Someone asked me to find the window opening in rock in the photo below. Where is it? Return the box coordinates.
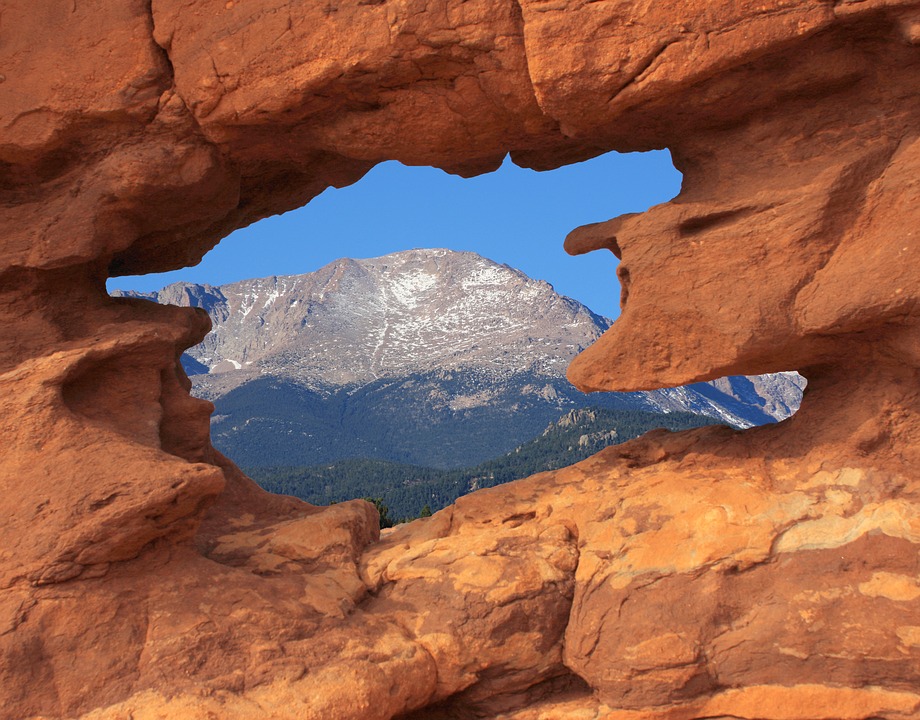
[108,151,803,523]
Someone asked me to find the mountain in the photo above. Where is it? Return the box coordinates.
[129,249,610,395]
[112,249,804,468]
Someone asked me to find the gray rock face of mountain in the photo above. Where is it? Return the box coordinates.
[119,248,611,389]
[693,374,806,424]
[113,249,804,466]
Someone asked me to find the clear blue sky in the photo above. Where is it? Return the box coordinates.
[110,150,680,319]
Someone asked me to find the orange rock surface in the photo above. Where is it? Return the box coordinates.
[2,1,919,718]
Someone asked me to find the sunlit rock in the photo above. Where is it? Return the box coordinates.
[1,0,919,718]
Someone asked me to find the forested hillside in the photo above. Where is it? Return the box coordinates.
[247,407,719,520]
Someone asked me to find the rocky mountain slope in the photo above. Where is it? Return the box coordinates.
[121,248,611,390]
[115,249,804,467]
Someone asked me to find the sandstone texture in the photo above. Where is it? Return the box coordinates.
[2,1,919,719]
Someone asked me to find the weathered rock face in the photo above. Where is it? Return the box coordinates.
[1,1,919,719]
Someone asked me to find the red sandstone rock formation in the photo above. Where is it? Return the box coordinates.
[1,1,919,718]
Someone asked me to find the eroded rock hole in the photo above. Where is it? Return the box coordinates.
[109,152,802,523]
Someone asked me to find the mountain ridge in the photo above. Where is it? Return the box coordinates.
[118,249,609,393]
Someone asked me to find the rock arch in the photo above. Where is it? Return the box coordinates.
[1,1,919,717]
